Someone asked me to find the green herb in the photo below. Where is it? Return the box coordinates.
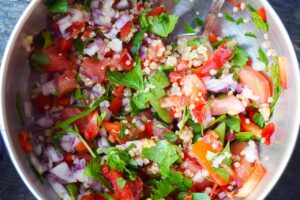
[236,17,244,25]
[192,193,210,200]
[152,180,176,199]
[253,113,265,128]
[184,23,196,34]
[74,38,84,54]
[107,59,144,91]
[53,96,105,130]
[163,132,178,143]
[29,161,45,183]
[47,0,69,13]
[31,52,49,65]
[270,60,282,113]
[150,98,172,123]
[101,147,138,181]
[42,31,53,48]
[84,158,111,189]
[245,32,257,38]
[224,12,235,22]
[195,17,204,26]
[74,88,83,100]
[214,122,226,145]
[143,140,181,169]
[232,47,248,68]
[224,115,241,132]
[160,169,193,192]
[187,37,208,47]
[131,30,146,57]
[221,142,232,166]
[97,111,106,126]
[187,119,204,143]
[247,4,269,32]
[212,167,230,182]
[83,0,91,12]
[16,92,25,126]
[119,123,127,138]
[160,65,175,72]
[235,132,255,142]
[97,194,114,200]
[178,106,191,135]
[116,177,127,189]
[211,36,232,48]
[150,13,179,37]
[140,10,151,29]
[258,47,269,68]
[206,151,218,161]
[66,183,78,200]
[206,115,226,128]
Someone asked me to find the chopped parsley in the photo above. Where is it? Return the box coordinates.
[258,47,269,69]
[224,12,235,22]
[245,32,257,38]
[184,23,196,34]
[41,31,53,48]
[195,17,204,26]
[235,132,255,142]
[253,113,265,128]
[150,13,179,37]
[131,30,146,57]
[46,0,69,13]
[66,183,78,200]
[116,177,127,189]
[31,52,49,65]
[247,4,269,32]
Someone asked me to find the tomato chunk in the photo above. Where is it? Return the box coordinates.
[278,56,288,89]
[57,70,77,97]
[33,94,52,112]
[210,95,245,116]
[41,47,74,72]
[261,123,275,145]
[147,6,165,16]
[197,46,233,77]
[240,116,262,138]
[257,7,267,23]
[19,131,32,152]
[238,66,272,104]
[120,22,132,39]
[58,38,73,52]
[81,57,109,83]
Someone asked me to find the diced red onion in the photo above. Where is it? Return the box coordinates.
[90,0,100,9]
[24,101,33,119]
[227,133,235,141]
[104,28,118,39]
[30,153,47,174]
[50,162,77,183]
[36,116,54,128]
[41,80,57,96]
[48,177,71,200]
[39,73,48,84]
[33,143,42,156]
[99,128,107,137]
[45,146,63,163]
[139,46,148,60]
[116,0,130,10]
[70,8,84,23]
[84,42,99,56]
[236,83,244,94]
[203,74,237,93]
[107,38,123,53]
[115,14,131,30]
[218,192,227,199]
[60,133,76,153]
[103,0,115,17]
[72,158,87,171]
[92,83,106,100]
[57,15,72,39]
[73,169,87,182]
[72,137,81,149]
[91,182,102,192]
[97,136,110,149]
[193,171,204,183]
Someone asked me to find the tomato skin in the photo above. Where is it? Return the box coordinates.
[120,49,134,71]
[209,32,218,43]
[257,7,267,23]
[196,46,233,77]
[177,60,189,71]
[147,6,165,16]
[120,22,132,39]
[74,141,88,153]
[240,115,262,138]
[58,38,73,52]
[191,101,207,124]
[168,71,182,83]
[81,194,95,200]
[238,66,272,104]
[109,97,123,114]
[19,131,32,152]
[94,194,107,200]
[261,123,275,145]
[81,57,109,83]
[34,94,52,112]
[113,86,125,98]
[64,152,73,166]
[54,96,71,107]
[41,47,74,72]
[278,56,288,89]
[144,121,154,136]
[57,70,77,97]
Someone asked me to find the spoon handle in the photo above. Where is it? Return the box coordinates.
[201,0,225,38]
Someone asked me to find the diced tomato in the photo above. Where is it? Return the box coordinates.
[147,6,165,16]
[109,97,123,114]
[209,32,218,43]
[64,152,73,166]
[57,70,77,97]
[177,60,189,71]
[102,121,122,133]
[278,56,288,89]
[246,57,252,66]
[70,22,86,37]
[210,95,244,116]
[240,116,262,138]
[261,123,275,145]
[41,47,74,72]
[257,7,267,23]
[110,49,134,71]
[33,94,52,112]
[113,85,125,98]
[58,38,73,52]
[81,194,95,200]
[19,131,32,152]
[120,22,132,39]
[192,101,207,124]
[144,121,154,136]
[226,0,236,2]
[168,71,182,83]
[55,96,71,107]
[238,66,272,104]
[196,46,233,77]
[235,161,266,197]
[161,95,186,108]
[77,152,92,162]
[182,74,207,100]
[83,30,92,38]
[94,194,107,200]
[191,132,228,186]
[74,141,88,153]
[81,57,109,83]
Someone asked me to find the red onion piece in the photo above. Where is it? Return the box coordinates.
[45,146,63,163]
[107,38,123,53]
[36,116,54,128]
[115,14,131,30]
[24,101,33,119]
[60,133,76,153]
[41,80,57,96]
[30,153,47,174]
[57,15,72,39]
[90,0,100,9]
[116,0,130,10]
[97,136,110,149]
[203,74,237,93]
[50,162,77,183]
[48,178,71,200]
[139,46,148,60]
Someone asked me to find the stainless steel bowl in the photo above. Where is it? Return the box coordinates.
[1,0,299,199]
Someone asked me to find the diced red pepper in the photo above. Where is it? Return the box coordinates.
[19,131,32,152]
[147,6,165,16]
[120,49,134,71]
[278,56,288,89]
[261,123,275,145]
[144,121,154,136]
[168,71,182,83]
[120,22,132,39]
[257,7,267,23]
[209,32,218,43]
[58,38,73,52]
[64,152,73,166]
[109,97,123,114]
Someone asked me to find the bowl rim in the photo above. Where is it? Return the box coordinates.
[0,0,299,200]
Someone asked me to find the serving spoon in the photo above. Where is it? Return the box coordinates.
[161,0,226,44]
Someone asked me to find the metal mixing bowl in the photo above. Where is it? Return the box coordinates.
[1,0,299,199]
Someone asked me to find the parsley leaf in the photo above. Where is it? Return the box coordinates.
[235,132,255,142]
[101,147,138,181]
[31,52,49,65]
[270,60,282,113]
[74,88,83,100]
[195,17,204,26]
[163,132,178,143]
[150,13,179,37]
[212,167,230,182]
[186,119,204,140]
[116,177,127,189]
[47,0,69,13]
[245,32,257,38]
[247,4,269,32]
[150,98,172,123]
[192,193,210,200]
[258,47,269,67]
[140,10,151,29]
[142,140,181,169]
[184,23,196,34]
[232,47,249,68]
[224,115,241,132]
[131,30,146,57]
[66,183,78,200]
[161,169,193,192]
[236,17,244,25]
[41,31,53,48]
[178,106,191,135]
[253,113,265,128]
[214,122,226,145]
[84,159,111,189]
[74,38,84,54]
[152,180,176,199]
[206,115,226,128]
[224,12,235,22]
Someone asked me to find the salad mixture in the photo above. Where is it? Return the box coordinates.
[19,0,288,199]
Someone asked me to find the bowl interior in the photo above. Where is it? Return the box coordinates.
[1,0,299,199]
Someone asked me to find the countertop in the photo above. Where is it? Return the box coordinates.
[0,0,300,199]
